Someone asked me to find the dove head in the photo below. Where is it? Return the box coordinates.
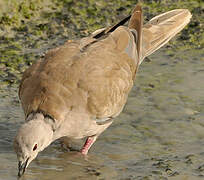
[14,113,53,177]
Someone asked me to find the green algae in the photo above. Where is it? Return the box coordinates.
[0,0,203,87]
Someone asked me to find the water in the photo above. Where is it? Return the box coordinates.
[0,49,204,180]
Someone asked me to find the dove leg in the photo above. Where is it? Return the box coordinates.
[80,121,113,155]
[80,135,97,155]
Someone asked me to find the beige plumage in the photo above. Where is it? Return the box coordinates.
[14,4,191,177]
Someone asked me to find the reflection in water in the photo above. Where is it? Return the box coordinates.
[0,50,204,179]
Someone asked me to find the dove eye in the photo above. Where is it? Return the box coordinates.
[33,144,37,151]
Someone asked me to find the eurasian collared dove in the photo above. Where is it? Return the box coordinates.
[13,4,191,177]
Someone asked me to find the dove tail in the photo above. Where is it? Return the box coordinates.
[128,4,143,61]
[142,9,192,60]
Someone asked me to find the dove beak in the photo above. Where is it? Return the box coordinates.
[18,158,29,177]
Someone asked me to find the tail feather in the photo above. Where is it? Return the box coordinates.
[128,4,143,61]
[141,9,192,60]
[91,4,191,66]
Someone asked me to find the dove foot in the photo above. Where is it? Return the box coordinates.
[59,137,79,152]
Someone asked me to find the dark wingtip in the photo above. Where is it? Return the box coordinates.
[93,15,131,39]
[93,3,142,39]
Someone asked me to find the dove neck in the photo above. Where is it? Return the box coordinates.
[23,113,54,151]
[26,112,57,131]
[25,112,54,137]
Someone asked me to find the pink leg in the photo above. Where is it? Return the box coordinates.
[80,136,97,155]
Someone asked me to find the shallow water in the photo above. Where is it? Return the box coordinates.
[0,48,203,180]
